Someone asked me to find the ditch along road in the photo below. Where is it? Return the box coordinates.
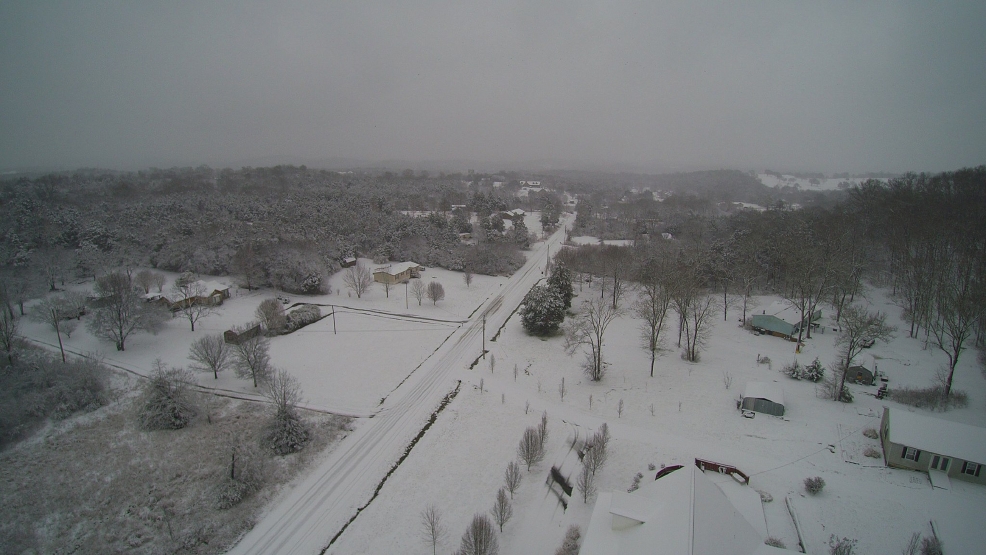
[228,219,571,555]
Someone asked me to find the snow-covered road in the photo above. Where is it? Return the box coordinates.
[227,220,571,555]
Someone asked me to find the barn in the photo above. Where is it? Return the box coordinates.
[740,382,785,417]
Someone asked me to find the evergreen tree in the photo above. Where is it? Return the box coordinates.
[520,285,565,336]
[547,262,574,309]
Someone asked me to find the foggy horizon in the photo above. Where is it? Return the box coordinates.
[3,1,985,175]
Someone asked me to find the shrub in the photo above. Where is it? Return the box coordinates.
[863,447,881,458]
[554,525,581,555]
[784,357,824,382]
[862,427,878,439]
[828,535,857,555]
[757,490,773,503]
[887,386,968,411]
[284,304,321,333]
[804,476,826,495]
[920,536,942,555]
[765,537,786,548]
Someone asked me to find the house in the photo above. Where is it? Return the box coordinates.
[847,365,875,386]
[500,208,526,221]
[372,261,424,285]
[341,256,357,268]
[224,324,261,345]
[740,382,785,417]
[200,281,231,306]
[751,302,821,341]
[880,407,986,488]
[580,463,798,555]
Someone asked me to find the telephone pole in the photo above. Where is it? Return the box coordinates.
[331,305,337,334]
[482,316,486,358]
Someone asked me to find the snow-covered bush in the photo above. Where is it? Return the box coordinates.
[783,357,824,382]
[887,385,968,411]
[828,535,857,555]
[554,525,581,555]
[804,476,826,495]
[263,369,311,455]
[862,427,878,439]
[758,490,773,503]
[284,304,321,333]
[137,363,197,430]
[863,447,881,458]
[765,537,786,548]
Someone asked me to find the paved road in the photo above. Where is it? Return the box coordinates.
[227,220,570,555]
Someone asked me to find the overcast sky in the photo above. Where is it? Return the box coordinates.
[2,1,984,174]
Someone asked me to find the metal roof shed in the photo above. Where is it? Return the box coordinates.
[741,382,785,417]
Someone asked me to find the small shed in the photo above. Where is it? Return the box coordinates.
[341,256,357,268]
[373,261,424,285]
[740,382,785,417]
[848,365,875,386]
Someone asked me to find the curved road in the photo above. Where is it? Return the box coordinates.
[228,219,570,555]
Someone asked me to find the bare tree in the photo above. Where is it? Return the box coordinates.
[538,410,549,449]
[427,281,445,305]
[232,334,272,387]
[87,271,168,351]
[343,261,373,298]
[420,505,448,555]
[565,296,623,381]
[171,278,216,332]
[518,426,545,471]
[233,243,266,291]
[833,305,896,401]
[464,271,474,288]
[135,269,155,294]
[456,514,499,555]
[634,254,674,377]
[576,462,596,503]
[504,461,522,498]
[263,368,310,454]
[255,298,287,335]
[188,333,231,379]
[151,272,166,293]
[928,259,985,398]
[410,278,426,306]
[681,294,718,362]
[490,488,513,532]
[0,307,18,365]
[31,295,74,362]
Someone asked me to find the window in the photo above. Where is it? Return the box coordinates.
[931,455,950,471]
[902,447,920,461]
[962,462,982,477]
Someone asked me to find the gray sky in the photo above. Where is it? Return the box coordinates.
[2,1,984,174]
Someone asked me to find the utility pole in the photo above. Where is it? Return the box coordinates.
[331,305,337,335]
[482,316,486,358]
[405,281,408,309]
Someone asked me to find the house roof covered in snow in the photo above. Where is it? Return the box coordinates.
[580,464,798,555]
[373,261,423,276]
[743,382,784,406]
[884,408,986,464]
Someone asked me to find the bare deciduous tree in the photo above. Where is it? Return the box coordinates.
[232,334,272,387]
[343,261,373,298]
[490,488,512,532]
[0,307,18,365]
[171,278,216,332]
[565,296,623,381]
[833,305,896,401]
[87,271,168,351]
[504,461,522,499]
[135,269,155,294]
[188,333,231,379]
[420,505,448,555]
[410,278,426,306]
[576,462,595,503]
[255,298,287,335]
[634,254,674,377]
[928,259,985,398]
[31,295,74,362]
[427,281,445,305]
[518,426,545,471]
[456,514,499,555]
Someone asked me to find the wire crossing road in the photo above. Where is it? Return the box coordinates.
[228,219,570,555]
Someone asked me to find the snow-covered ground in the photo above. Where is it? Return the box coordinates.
[570,236,635,247]
[17,222,986,554]
[757,173,889,192]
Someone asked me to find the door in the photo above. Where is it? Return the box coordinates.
[930,455,950,472]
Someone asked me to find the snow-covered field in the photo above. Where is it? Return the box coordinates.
[17,223,986,554]
[757,173,889,192]
[331,285,986,555]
